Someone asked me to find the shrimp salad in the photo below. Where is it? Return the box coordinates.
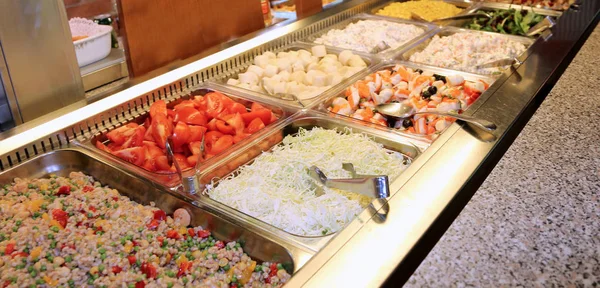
[313,20,425,54]
[328,64,489,138]
[0,172,289,287]
[409,32,527,75]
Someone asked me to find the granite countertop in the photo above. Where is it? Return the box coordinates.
[405,26,600,287]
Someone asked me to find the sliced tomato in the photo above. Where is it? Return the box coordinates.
[251,102,268,111]
[151,114,173,149]
[172,122,191,149]
[233,133,250,144]
[205,92,230,119]
[155,156,170,171]
[172,153,191,170]
[174,107,208,126]
[107,143,122,151]
[121,125,146,149]
[246,117,265,134]
[189,141,202,155]
[114,147,146,166]
[205,131,224,145]
[143,123,154,141]
[206,118,218,131]
[210,135,233,155]
[192,95,207,110]
[173,100,196,111]
[188,125,207,142]
[240,109,272,126]
[95,141,112,153]
[226,113,245,134]
[215,120,235,135]
[150,100,167,118]
[141,160,156,172]
[229,102,248,114]
[106,123,138,145]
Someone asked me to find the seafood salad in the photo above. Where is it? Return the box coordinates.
[0,172,289,287]
[408,32,528,75]
[328,64,490,138]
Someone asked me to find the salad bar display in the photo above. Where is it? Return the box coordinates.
[0,0,597,287]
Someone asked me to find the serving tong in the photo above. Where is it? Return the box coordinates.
[164,134,205,194]
[369,41,391,54]
[262,80,305,107]
[308,163,390,199]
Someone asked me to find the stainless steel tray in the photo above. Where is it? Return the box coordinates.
[398,26,535,76]
[301,13,437,60]
[370,0,477,23]
[214,42,380,108]
[81,83,293,191]
[449,3,561,38]
[193,113,424,252]
[0,148,314,273]
[315,60,496,143]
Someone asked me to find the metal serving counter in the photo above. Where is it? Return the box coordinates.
[0,0,598,286]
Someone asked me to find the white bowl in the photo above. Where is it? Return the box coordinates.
[72,24,113,67]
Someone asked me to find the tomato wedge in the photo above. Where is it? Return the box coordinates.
[95,141,112,153]
[210,135,233,155]
[151,114,173,149]
[114,147,146,166]
[240,109,272,126]
[173,100,195,111]
[246,117,265,134]
[188,125,207,142]
[149,100,167,118]
[121,125,146,149]
[205,92,227,119]
[155,156,170,171]
[172,122,191,150]
[215,120,235,135]
[226,113,245,134]
[174,107,207,126]
[229,102,248,114]
[206,118,218,132]
[172,153,191,170]
[106,123,138,145]
[251,102,268,111]
[193,96,206,110]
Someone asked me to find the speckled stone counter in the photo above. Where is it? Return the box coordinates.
[405,26,600,287]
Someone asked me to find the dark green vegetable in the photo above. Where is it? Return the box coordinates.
[464,9,545,36]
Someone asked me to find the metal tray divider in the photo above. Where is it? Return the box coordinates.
[298,13,439,60]
[0,0,389,172]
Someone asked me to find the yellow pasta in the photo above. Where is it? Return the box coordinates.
[376,0,463,22]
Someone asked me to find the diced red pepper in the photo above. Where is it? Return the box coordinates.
[82,186,94,193]
[135,281,146,288]
[140,262,157,279]
[88,205,97,212]
[3,280,11,288]
[177,261,192,277]
[187,229,195,237]
[166,230,180,240]
[157,236,164,244]
[146,219,159,230]
[112,266,123,274]
[112,196,119,201]
[56,185,71,196]
[230,284,239,288]
[11,252,28,259]
[215,241,225,249]
[269,263,278,277]
[51,209,69,228]
[127,255,137,265]
[5,243,15,255]
[153,210,166,221]
[196,230,210,239]
[60,244,75,251]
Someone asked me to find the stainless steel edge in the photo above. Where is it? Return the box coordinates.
[370,0,479,22]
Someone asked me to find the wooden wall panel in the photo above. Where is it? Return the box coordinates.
[117,0,265,77]
[296,0,323,19]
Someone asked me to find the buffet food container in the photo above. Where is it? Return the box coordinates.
[0,148,311,273]
[215,42,380,108]
[398,26,535,76]
[301,13,438,60]
[193,113,423,252]
[315,61,496,143]
[81,84,292,190]
[370,0,478,24]
[476,0,575,11]
[449,2,562,37]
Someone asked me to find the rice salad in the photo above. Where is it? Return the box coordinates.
[0,172,289,287]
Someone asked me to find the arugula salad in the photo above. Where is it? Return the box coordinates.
[463,9,546,36]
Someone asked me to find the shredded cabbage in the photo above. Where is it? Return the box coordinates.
[206,127,409,236]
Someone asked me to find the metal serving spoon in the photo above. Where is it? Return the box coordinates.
[475,57,523,69]
[369,41,391,54]
[261,80,305,107]
[525,16,556,37]
[376,102,497,131]
[410,12,491,23]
